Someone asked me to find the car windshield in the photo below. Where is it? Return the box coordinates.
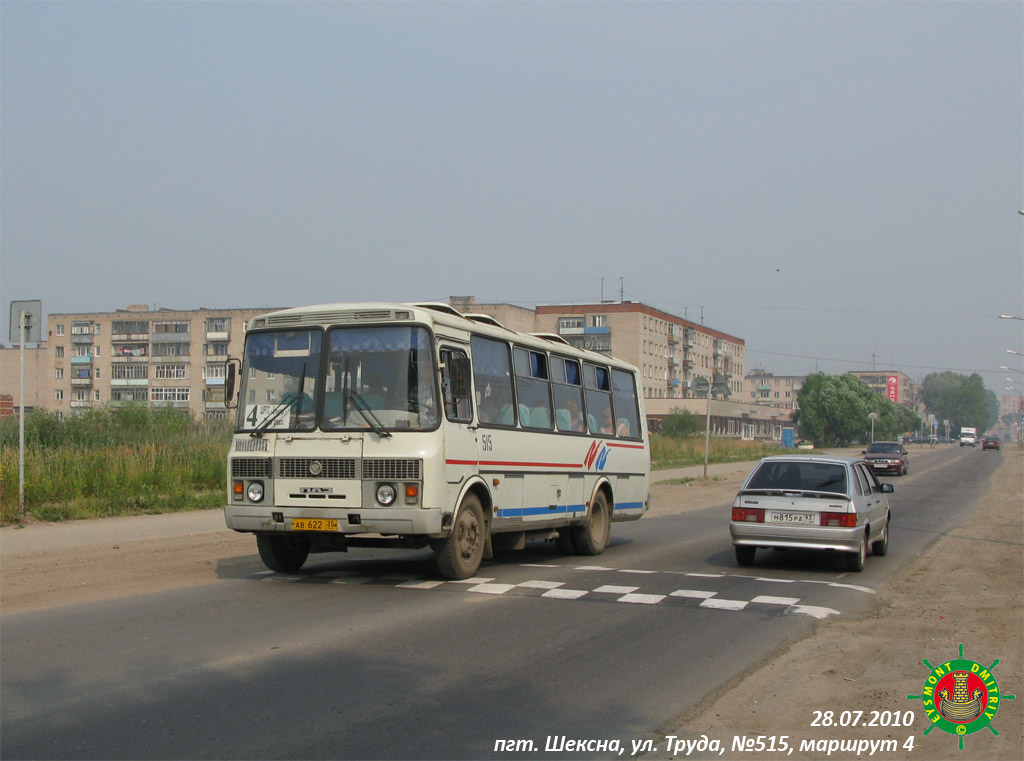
[867,443,901,453]
[746,461,848,494]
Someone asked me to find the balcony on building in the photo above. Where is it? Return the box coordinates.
[151,331,191,343]
[70,355,93,366]
[70,333,94,345]
[112,344,149,362]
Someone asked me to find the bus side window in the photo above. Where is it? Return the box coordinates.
[584,363,614,435]
[470,336,516,427]
[440,348,472,423]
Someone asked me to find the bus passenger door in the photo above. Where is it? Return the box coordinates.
[440,346,479,492]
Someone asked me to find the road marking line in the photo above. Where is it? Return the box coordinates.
[542,588,590,599]
[700,598,748,610]
[469,583,517,595]
[618,593,666,605]
[396,580,445,589]
[516,580,565,589]
[593,585,640,594]
[669,589,718,599]
[750,595,801,606]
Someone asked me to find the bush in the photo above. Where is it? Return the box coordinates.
[0,405,231,524]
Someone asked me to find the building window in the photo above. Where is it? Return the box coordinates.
[153,321,190,334]
[113,365,148,379]
[112,320,149,335]
[592,314,608,328]
[55,346,64,358]
[155,365,187,379]
[205,318,228,333]
[151,387,190,402]
[204,363,226,380]
[56,324,65,336]
[558,317,583,330]
[55,389,64,401]
[55,368,64,380]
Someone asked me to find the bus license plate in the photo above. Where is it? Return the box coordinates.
[767,511,817,525]
[291,518,338,532]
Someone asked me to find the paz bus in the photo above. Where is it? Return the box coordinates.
[224,302,650,580]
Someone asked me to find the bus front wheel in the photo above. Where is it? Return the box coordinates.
[256,533,311,573]
[434,494,486,580]
[572,491,610,556]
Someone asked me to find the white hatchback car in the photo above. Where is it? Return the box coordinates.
[729,455,892,572]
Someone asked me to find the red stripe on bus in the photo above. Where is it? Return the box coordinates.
[446,459,584,469]
[607,442,646,450]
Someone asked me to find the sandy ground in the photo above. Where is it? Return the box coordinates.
[1,452,1020,760]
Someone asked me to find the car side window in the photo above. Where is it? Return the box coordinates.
[857,463,881,494]
[852,465,869,496]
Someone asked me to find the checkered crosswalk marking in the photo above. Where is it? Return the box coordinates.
[259,562,869,618]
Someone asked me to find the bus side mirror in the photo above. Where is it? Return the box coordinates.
[449,356,471,398]
[225,358,241,409]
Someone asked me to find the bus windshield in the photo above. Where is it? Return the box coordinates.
[237,329,322,433]
[322,325,438,431]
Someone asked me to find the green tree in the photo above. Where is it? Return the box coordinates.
[793,373,919,447]
[660,407,703,438]
[921,371,995,433]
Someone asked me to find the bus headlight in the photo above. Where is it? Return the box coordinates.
[376,483,397,506]
[247,481,265,503]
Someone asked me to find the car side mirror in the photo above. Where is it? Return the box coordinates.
[861,450,867,454]
[881,483,894,494]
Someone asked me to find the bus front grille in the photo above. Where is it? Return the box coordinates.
[362,458,421,480]
[277,457,358,479]
[231,458,273,478]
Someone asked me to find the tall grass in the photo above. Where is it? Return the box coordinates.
[0,405,231,524]
[651,434,784,470]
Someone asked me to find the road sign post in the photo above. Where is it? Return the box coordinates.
[9,300,43,521]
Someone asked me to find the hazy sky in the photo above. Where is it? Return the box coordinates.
[2,1,1022,396]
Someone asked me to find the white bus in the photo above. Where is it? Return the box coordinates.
[225,302,650,579]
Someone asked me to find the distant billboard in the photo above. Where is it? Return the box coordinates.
[886,375,899,403]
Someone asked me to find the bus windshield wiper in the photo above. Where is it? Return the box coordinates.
[346,390,392,438]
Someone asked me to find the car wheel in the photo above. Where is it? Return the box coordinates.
[845,532,867,572]
[735,545,756,567]
[871,516,890,557]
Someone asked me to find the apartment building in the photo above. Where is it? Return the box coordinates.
[744,369,804,409]
[846,370,921,412]
[44,305,269,420]
[533,302,745,401]
[447,297,745,401]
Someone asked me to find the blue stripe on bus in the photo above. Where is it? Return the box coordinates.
[496,501,644,518]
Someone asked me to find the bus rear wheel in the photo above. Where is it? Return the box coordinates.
[434,494,486,580]
[256,533,311,573]
[572,491,610,556]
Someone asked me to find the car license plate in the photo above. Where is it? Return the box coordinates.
[767,511,817,525]
[871,462,888,468]
[291,518,338,531]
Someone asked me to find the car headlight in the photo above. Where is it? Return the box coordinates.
[247,481,265,503]
[376,483,397,506]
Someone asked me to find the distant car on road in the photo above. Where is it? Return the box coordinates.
[982,436,1000,451]
[862,441,909,475]
[730,455,893,572]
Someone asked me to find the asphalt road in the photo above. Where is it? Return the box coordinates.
[0,445,1000,760]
